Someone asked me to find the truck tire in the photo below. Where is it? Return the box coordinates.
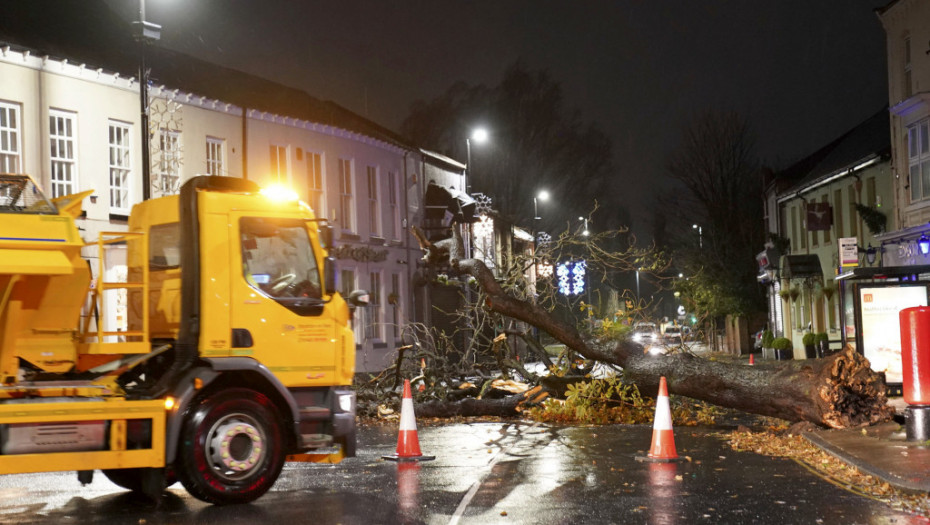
[102,468,176,493]
[175,388,286,505]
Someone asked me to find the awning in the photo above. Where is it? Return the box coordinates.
[0,248,72,275]
[783,254,822,279]
[835,265,930,281]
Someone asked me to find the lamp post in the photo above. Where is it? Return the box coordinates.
[134,0,161,201]
[533,190,549,243]
[635,267,641,302]
[464,127,488,194]
[579,216,589,236]
[692,223,703,248]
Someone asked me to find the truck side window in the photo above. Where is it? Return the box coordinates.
[149,222,181,270]
[240,217,322,312]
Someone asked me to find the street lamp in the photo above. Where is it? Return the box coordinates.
[579,216,589,236]
[534,190,549,220]
[134,0,161,201]
[465,127,488,194]
[692,223,703,248]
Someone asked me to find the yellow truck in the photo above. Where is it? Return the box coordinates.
[0,174,366,504]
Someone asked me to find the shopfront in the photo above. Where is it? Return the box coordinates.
[836,265,930,395]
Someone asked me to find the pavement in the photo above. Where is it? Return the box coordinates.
[804,397,930,493]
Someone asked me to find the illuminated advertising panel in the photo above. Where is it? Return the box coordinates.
[858,284,929,383]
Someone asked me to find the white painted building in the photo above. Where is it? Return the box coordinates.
[0,33,464,373]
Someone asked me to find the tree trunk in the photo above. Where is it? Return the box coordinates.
[414,227,894,429]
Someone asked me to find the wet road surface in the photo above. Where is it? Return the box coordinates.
[0,421,926,524]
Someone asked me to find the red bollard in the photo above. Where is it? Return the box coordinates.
[899,306,930,441]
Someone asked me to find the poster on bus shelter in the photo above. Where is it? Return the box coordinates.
[859,284,929,384]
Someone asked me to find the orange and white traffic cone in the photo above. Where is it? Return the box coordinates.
[749,354,755,365]
[383,379,435,462]
[636,376,682,463]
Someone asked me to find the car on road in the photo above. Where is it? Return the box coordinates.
[631,323,659,345]
[663,326,683,345]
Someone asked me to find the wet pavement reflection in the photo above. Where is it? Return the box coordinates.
[0,422,926,524]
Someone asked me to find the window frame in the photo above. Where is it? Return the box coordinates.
[49,109,78,198]
[388,170,400,241]
[368,270,382,342]
[206,136,225,176]
[338,158,355,233]
[306,151,324,216]
[367,165,380,236]
[108,120,133,214]
[908,118,930,204]
[158,128,181,196]
[0,101,22,174]
[270,144,288,183]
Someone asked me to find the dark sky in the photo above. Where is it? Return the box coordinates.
[104,0,889,222]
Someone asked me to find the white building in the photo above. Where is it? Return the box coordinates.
[0,9,466,373]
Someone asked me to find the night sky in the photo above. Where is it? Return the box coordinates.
[104,0,889,226]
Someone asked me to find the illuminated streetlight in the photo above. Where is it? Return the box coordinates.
[692,223,703,248]
[465,127,488,194]
[579,216,590,236]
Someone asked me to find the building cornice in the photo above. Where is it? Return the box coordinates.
[2,43,409,156]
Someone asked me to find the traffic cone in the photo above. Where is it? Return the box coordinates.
[383,379,435,462]
[749,354,755,365]
[636,376,682,463]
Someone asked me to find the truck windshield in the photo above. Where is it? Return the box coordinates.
[0,174,57,214]
[241,217,322,309]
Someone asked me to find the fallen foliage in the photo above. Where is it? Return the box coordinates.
[723,426,930,517]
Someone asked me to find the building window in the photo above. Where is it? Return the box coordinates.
[307,151,324,215]
[904,36,913,99]
[908,118,930,203]
[206,136,225,176]
[848,185,858,237]
[340,268,361,345]
[108,121,132,213]
[368,271,382,341]
[49,109,77,198]
[270,144,288,183]
[158,128,181,195]
[367,166,380,236]
[0,101,21,173]
[338,158,354,232]
[388,171,400,240]
[822,195,831,244]
[834,189,843,238]
[391,273,402,340]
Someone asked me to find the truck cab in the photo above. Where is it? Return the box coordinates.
[0,175,365,505]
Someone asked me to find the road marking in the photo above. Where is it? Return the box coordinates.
[448,422,539,525]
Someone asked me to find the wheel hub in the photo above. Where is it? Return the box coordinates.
[209,418,264,474]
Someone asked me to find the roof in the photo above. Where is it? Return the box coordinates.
[0,0,415,151]
[776,107,890,200]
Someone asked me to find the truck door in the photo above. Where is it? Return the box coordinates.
[229,214,337,387]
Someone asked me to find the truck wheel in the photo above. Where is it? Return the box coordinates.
[175,388,286,505]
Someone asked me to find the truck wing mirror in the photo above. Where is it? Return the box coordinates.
[347,290,370,307]
[323,256,337,296]
[320,224,334,249]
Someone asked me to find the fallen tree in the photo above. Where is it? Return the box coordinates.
[407,225,893,429]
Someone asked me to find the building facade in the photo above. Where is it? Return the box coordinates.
[761,108,892,357]
[0,38,455,374]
